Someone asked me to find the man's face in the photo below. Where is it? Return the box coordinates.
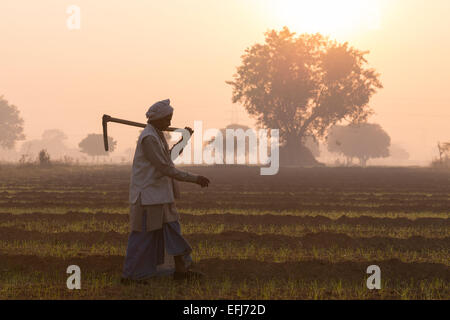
[151,113,173,131]
[161,113,173,129]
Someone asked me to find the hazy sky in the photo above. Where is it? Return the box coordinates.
[1,0,449,163]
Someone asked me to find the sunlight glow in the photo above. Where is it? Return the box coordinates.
[266,0,382,37]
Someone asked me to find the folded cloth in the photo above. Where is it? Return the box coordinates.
[130,194,180,232]
[146,99,174,121]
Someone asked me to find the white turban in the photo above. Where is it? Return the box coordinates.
[146,99,174,121]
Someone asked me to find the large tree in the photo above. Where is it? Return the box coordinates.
[227,27,383,165]
[327,123,390,167]
[78,133,117,162]
[0,95,25,149]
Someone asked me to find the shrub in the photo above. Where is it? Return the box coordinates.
[38,149,51,166]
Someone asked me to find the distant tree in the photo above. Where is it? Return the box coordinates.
[20,139,43,158]
[432,141,450,169]
[389,144,410,161]
[42,129,68,142]
[0,95,25,149]
[227,27,383,165]
[327,123,390,166]
[78,134,117,162]
[20,129,70,159]
[437,141,450,162]
[0,147,20,162]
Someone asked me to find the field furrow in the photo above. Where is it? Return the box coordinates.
[0,165,448,299]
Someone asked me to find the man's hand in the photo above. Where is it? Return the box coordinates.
[196,175,210,188]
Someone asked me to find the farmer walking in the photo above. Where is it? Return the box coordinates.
[122,99,210,283]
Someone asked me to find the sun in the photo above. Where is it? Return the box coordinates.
[266,0,382,38]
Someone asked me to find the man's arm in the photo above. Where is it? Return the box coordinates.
[142,135,198,183]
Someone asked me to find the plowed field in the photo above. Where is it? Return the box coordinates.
[0,165,448,299]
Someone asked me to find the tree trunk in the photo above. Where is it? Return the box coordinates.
[279,142,322,166]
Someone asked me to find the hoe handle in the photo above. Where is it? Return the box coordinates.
[102,114,179,151]
[103,114,178,131]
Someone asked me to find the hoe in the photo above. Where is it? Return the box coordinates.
[102,114,180,151]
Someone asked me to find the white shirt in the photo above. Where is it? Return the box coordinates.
[129,124,197,205]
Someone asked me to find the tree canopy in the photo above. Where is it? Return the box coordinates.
[42,129,68,142]
[0,95,25,149]
[78,133,116,160]
[389,144,410,161]
[227,27,382,165]
[327,123,390,166]
[20,129,70,158]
